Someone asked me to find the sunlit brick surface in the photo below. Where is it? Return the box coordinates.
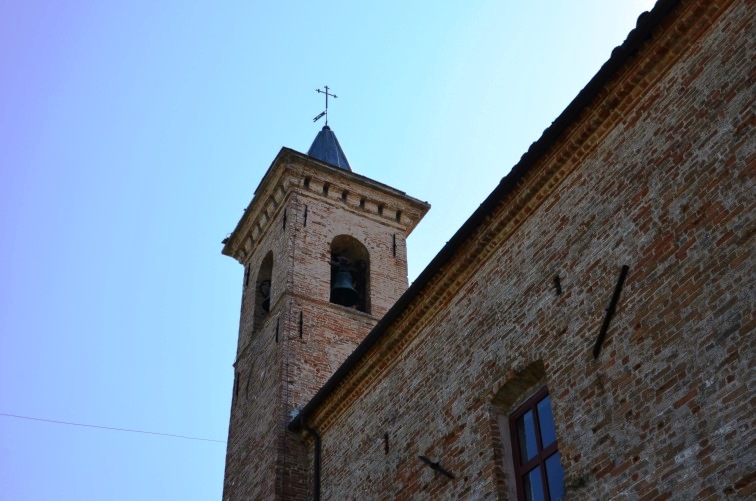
[302,1,754,498]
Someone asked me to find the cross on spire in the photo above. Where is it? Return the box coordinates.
[313,85,338,126]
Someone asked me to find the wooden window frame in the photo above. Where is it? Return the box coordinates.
[509,386,561,501]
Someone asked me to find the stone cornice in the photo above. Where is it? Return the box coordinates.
[222,160,294,264]
[303,0,733,434]
[222,149,430,264]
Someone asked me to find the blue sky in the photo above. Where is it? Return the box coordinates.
[0,1,654,499]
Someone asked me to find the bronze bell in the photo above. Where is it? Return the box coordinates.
[330,270,359,307]
[259,280,271,312]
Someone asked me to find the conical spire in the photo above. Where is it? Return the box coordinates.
[306,125,352,172]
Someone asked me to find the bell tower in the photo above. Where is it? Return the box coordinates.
[221,125,429,499]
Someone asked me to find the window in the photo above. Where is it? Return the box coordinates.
[509,387,565,501]
[253,251,273,331]
[329,235,369,313]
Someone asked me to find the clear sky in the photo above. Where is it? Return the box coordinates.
[0,1,655,499]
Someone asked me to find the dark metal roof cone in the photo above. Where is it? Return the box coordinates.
[306,125,352,172]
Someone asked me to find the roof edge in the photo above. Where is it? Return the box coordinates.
[222,147,430,259]
[289,0,684,431]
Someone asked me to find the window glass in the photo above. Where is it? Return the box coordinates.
[517,410,538,462]
[508,387,563,501]
[545,452,565,501]
[523,467,545,501]
[537,395,557,448]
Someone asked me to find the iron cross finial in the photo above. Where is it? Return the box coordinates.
[314,85,338,126]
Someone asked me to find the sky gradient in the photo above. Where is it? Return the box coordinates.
[1,1,655,499]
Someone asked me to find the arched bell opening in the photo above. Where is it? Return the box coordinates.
[253,251,273,331]
[329,235,369,313]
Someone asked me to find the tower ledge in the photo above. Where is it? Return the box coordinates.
[222,147,430,264]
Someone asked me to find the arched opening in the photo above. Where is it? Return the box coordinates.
[329,235,369,313]
[490,361,565,500]
[253,251,273,331]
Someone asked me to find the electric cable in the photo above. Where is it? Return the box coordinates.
[0,412,226,444]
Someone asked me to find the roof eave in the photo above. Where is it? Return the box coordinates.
[289,0,683,432]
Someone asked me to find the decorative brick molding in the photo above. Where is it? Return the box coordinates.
[304,0,740,436]
[222,149,429,265]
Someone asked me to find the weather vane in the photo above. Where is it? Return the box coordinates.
[313,85,337,126]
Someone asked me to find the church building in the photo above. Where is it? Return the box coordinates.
[221,0,753,498]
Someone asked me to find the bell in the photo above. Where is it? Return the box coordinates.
[330,270,359,307]
[259,280,271,313]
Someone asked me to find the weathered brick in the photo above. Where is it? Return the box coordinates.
[289,1,754,499]
[221,148,429,498]
[222,0,754,499]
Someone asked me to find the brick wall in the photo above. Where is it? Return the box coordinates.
[304,1,754,498]
[222,154,428,499]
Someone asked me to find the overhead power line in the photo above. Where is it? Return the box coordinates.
[0,412,226,444]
